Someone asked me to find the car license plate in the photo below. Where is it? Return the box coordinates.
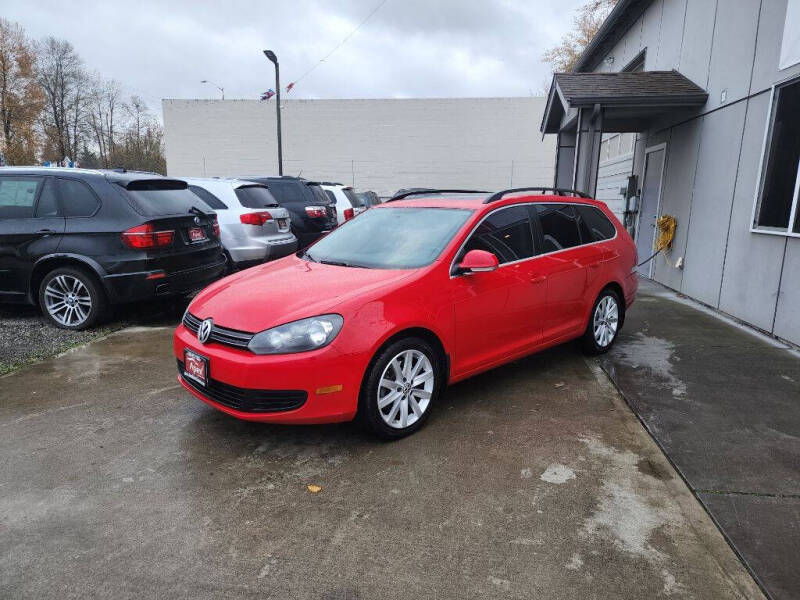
[188,227,207,242]
[184,349,208,386]
[277,218,288,229]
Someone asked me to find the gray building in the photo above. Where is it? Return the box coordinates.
[541,0,800,347]
[162,97,555,198]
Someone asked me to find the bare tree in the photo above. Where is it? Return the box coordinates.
[36,36,88,161]
[542,0,618,73]
[112,95,166,174]
[87,75,122,167]
[0,19,44,164]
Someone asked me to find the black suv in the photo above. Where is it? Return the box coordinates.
[240,176,337,248]
[0,168,226,330]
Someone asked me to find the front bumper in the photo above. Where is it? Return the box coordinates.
[173,324,363,424]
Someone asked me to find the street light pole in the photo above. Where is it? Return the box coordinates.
[263,50,283,176]
[200,79,224,99]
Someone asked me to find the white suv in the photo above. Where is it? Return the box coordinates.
[320,183,367,224]
[183,178,297,270]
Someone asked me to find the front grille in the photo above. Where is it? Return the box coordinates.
[178,360,307,413]
[183,312,254,350]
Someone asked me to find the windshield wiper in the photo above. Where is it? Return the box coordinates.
[189,205,211,218]
[299,250,317,262]
[319,259,351,267]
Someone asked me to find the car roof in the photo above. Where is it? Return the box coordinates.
[376,192,606,211]
[0,166,182,185]
[181,177,269,189]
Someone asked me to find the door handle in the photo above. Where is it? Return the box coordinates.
[530,274,546,284]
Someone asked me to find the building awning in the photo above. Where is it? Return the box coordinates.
[541,70,708,134]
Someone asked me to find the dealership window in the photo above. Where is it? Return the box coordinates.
[753,77,800,234]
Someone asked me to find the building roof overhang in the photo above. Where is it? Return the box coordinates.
[540,70,709,134]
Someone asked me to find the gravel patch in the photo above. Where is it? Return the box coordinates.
[0,298,189,376]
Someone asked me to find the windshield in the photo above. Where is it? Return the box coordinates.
[235,185,278,208]
[304,207,471,269]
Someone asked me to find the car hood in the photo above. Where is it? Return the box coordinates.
[189,255,415,332]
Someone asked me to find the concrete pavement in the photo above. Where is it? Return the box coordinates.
[599,278,800,600]
[0,325,762,599]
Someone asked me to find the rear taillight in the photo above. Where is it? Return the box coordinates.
[211,215,220,237]
[121,224,174,249]
[305,205,327,219]
[343,208,354,221]
[239,211,273,226]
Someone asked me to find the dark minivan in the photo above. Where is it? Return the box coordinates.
[240,176,337,248]
[0,167,226,330]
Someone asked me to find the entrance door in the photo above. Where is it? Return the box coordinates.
[636,144,666,276]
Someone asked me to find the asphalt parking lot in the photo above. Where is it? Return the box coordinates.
[0,326,762,599]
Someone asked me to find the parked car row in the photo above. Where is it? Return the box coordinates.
[0,167,382,329]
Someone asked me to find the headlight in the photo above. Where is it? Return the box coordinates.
[247,314,344,355]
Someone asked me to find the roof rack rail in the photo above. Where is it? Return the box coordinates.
[387,188,489,202]
[483,187,591,204]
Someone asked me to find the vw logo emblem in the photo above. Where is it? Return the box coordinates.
[197,318,213,344]
[193,216,201,225]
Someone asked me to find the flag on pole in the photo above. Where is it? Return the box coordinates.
[286,82,295,93]
[260,89,275,101]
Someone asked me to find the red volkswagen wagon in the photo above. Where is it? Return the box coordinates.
[174,188,637,438]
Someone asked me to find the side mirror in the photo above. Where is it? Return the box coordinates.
[457,249,499,274]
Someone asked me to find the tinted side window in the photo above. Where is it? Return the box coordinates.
[463,205,534,264]
[36,178,60,217]
[576,205,616,241]
[234,185,278,208]
[0,177,41,218]
[58,178,100,217]
[188,185,228,210]
[536,204,581,252]
[324,190,336,203]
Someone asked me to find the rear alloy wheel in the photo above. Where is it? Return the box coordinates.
[360,338,440,439]
[582,288,622,354]
[39,267,106,331]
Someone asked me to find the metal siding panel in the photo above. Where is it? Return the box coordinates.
[678,0,718,88]
[681,103,747,306]
[655,0,687,70]
[706,0,761,108]
[718,93,785,331]
[651,122,700,291]
[751,0,800,93]
[774,238,800,345]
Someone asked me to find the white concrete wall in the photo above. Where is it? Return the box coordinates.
[163,97,554,198]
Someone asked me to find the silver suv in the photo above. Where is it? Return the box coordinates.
[183,178,297,270]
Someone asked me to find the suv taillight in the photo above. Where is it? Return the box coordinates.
[343,208,354,221]
[121,224,174,249]
[305,206,326,218]
[240,211,273,226]
[211,215,220,237]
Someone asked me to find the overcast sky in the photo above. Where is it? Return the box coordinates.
[4,0,584,118]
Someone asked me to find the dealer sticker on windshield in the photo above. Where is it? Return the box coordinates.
[184,349,208,387]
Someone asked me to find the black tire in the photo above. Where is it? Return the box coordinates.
[581,288,623,355]
[359,337,442,440]
[223,250,234,275]
[38,266,107,331]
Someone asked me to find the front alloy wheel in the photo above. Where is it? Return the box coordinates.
[377,349,434,429]
[361,337,440,439]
